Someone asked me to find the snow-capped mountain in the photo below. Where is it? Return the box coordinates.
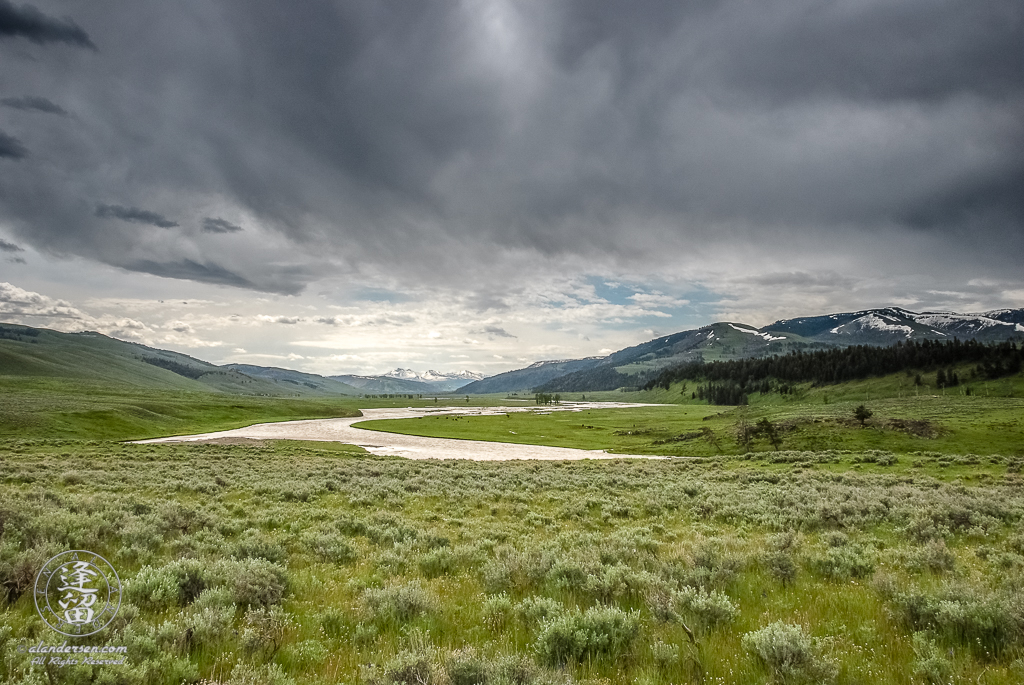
[763,307,1024,343]
[383,368,484,383]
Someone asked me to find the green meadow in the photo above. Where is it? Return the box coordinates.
[359,371,1024,459]
[2,439,1024,685]
[2,341,1024,684]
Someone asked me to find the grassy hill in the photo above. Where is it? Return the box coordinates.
[0,323,363,397]
[0,323,367,440]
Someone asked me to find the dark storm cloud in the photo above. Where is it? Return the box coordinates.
[1,95,67,115]
[202,217,243,234]
[0,0,95,49]
[125,259,257,291]
[95,204,178,229]
[0,238,24,252]
[0,129,27,159]
[0,0,1021,294]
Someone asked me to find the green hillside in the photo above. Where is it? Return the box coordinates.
[0,323,361,396]
[0,323,365,440]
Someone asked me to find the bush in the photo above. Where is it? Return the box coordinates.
[419,548,455,579]
[808,543,875,580]
[0,541,62,604]
[672,585,739,629]
[241,605,293,657]
[222,557,289,608]
[516,595,563,627]
[742,621,837,683]
[302,530,357,564]
[887,583,1024,657]
[481,593,514,632]
[912,632,954,685]
[232,529,287,564]
[534,605,640,666]
[126,558,209,611]
[445,647,488,685]
[362,581,435,624]
[368,649,438,685]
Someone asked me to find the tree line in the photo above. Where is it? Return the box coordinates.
[646,338,1023,404]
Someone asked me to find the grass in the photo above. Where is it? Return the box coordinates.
[1,361,1023,683]
[2,440,1024,684]
[358,371,1024,459]
[0,377,513,441]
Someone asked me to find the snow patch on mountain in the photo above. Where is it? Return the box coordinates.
[833,313,913,337]
[728,323,786,341]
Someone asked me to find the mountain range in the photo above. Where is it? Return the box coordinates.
[461,307,1024,393]
[2,307,1021,398]
[330,368,484,393]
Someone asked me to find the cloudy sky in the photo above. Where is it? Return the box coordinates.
[1,0,1022,376]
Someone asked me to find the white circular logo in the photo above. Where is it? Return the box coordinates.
[34,550,121,637]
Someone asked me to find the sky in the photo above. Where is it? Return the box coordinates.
[1,0,1022,376]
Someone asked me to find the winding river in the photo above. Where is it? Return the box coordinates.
[134,402,666,460]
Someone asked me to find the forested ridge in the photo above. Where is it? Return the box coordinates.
[645,339,1023,404]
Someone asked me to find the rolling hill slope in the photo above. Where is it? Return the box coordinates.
[0,323,357,397]
[458,358,606,394]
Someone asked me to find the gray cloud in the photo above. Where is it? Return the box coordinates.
[0,238,23,252]
[125,259,260,291]
[0,0,1019,300]
[1,95,67,115]
[475,326,517,339]
[0,0,95,49]
[96,204,178,229]
[202,217,243,233]
[0,129,27,159]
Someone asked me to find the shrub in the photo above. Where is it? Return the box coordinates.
[764,550,797,587]
[241,605,293,657]
[516,595,562,627]
[917,539,956,573]
[225,661,296,685]
[534,606,640,666]
[481,593,514,632]
[808,543,875,580]
[367,649,438,685]
[0,541,62,604]
[221,557,288,608]
[481,547,554,593]
[912,632,954,685]
[650,640,679,671]
[742,621,837,684]
[232,529,287,564]
[445,647,489,685]
[887,583,1024,657]
[180,605,235,652]
[362,581,435,624]
[672,585,739,629]
[419,548,456,579]
[302,530,357,564]
[126,558,209,611]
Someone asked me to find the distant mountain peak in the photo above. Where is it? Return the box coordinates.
[381,368,484,383]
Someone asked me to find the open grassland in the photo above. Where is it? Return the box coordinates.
[3,440,1024,684]
[0,377,510,441]
[361,372,1024,458]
